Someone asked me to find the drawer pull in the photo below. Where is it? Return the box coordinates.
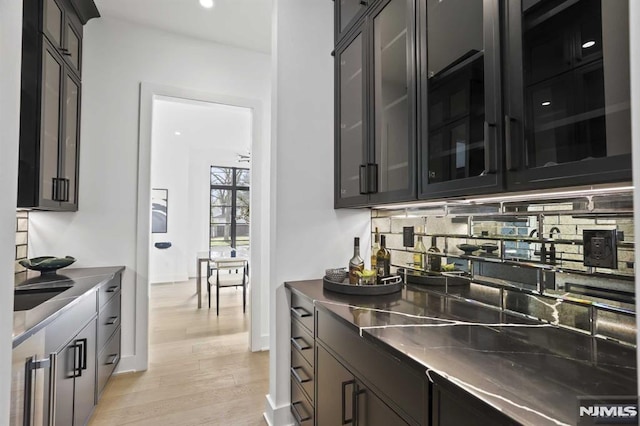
[291,336,311,351]
[106,354,120,365]
[106,316,119,326]
[291,401,311,423]
[291,306,311,318]
[106,285,119,293]
[291,366,311,384]
[341,379,356,425]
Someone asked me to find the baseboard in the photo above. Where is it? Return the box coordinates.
[264,394,293,426]
[261,333,270,351]
[113,354,146,374]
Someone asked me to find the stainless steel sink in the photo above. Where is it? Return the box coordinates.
[14,284,73,311]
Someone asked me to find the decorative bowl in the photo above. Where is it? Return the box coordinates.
[480,243,499,253]
[19,256,76,274]
[456,244,480,255]
[325,267,347,282]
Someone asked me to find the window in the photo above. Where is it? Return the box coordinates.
[210,166,250,256]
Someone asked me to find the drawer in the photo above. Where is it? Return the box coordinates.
[290,292,314,333]
[97,327,121,399]
[97,293,121,351]
[291,378,314,426]
[45,289,98,353]
[98,273,121,309]
[291,319,314,368]
[316,309,427,425]
[291,347,314,404]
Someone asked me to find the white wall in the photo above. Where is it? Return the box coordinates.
[265,0,371,424]
[29,17,271,371]
[0,0,23,421]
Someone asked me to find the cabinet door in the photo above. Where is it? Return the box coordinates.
[335,26,369,207]
[336,0,367,43]
[43,0,64,49]
[505,0,631,190]
[60,70,80,208]
[419,0,502,199]
[54,340,76,426]
[40,40,64,208]
[316,345,355,426]
[356,383,408,425]
[368,0,416,204]
[64,22,82,75]
[10,330,46,426]
[73,320,97,426]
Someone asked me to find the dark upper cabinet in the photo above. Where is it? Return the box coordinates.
[504,0,632,190]
[335,0,368,44]
[418,0,503,199]
[335,0,417,208]
[18,0,96,211]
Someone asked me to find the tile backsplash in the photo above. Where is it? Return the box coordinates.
[15,211,28,274]
[371,190,636,345]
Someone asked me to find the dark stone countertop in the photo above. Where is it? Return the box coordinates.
[13,266,125,348]
[285,279,637,426]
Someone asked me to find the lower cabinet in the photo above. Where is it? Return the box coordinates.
[316,345,407,425]
[431,380,519,426]
[55,318,97,426]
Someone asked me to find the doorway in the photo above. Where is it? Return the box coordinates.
[134,84,268,372]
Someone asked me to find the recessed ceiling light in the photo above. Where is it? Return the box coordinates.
[174,131,181,136]
[541,101,551,106]
[582,40,596,49]
[199,0,214,8]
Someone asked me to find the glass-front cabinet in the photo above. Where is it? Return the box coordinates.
[335,0,416,207]
[504,0,632,189]
[418,0,502,199]
[335,0,368,43]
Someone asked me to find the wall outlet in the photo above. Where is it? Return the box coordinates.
[403,226,415,247]
[583,229,617,269]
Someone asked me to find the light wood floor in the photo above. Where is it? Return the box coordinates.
[89,279,269,426]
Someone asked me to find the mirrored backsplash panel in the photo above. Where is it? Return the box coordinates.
[15,211,29,274]
[371,190,636,345]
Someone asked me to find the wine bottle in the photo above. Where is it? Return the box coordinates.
[427,236,441,272]
[348,237,364,284]
[413,233,426,271]
[371,227,380,270]
[376,235,391,280]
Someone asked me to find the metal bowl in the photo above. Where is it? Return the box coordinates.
[325,267,347,282]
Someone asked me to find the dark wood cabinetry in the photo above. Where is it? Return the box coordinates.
[504,0,632,190]
[289,292,315,425]
[335,0,417,208]
[333,0,631,207]
[18,0,98,211]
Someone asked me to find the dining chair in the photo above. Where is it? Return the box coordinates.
[207,258,248,315]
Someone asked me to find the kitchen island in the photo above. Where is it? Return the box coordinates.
[286,279,637,426]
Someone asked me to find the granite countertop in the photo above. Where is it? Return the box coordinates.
[286,279,637,426]
[13,266,125,348]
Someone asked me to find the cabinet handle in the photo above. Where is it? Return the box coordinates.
[360,0,367,4]
[482,121,497,175]
[290,336,311,351]
[48,352,58,426]
[64,178,70,202]
[291,401,311,423]
[505,115,518,171]
[367,164,378,194]
[354,386,366,424]
[359,165,368,194]
[106,354,120,365]
[291,366,311,384]
[106,316,119,326]
[341,379,356,425]
[106,285,119,293]
[290,306,311,318]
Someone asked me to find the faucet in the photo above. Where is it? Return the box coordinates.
[548,227,561,264]
[528,229,546,262]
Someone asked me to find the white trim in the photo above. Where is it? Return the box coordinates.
[135,83,269,372]
[264,393,294,426]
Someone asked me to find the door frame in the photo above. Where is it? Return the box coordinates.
[133,82,267,371]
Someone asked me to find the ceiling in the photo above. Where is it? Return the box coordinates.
[94,0,273,53]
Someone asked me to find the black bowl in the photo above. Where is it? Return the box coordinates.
[19,256,76,274]
[456,244,480,254]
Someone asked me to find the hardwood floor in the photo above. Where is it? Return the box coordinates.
[89,279,268,426]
